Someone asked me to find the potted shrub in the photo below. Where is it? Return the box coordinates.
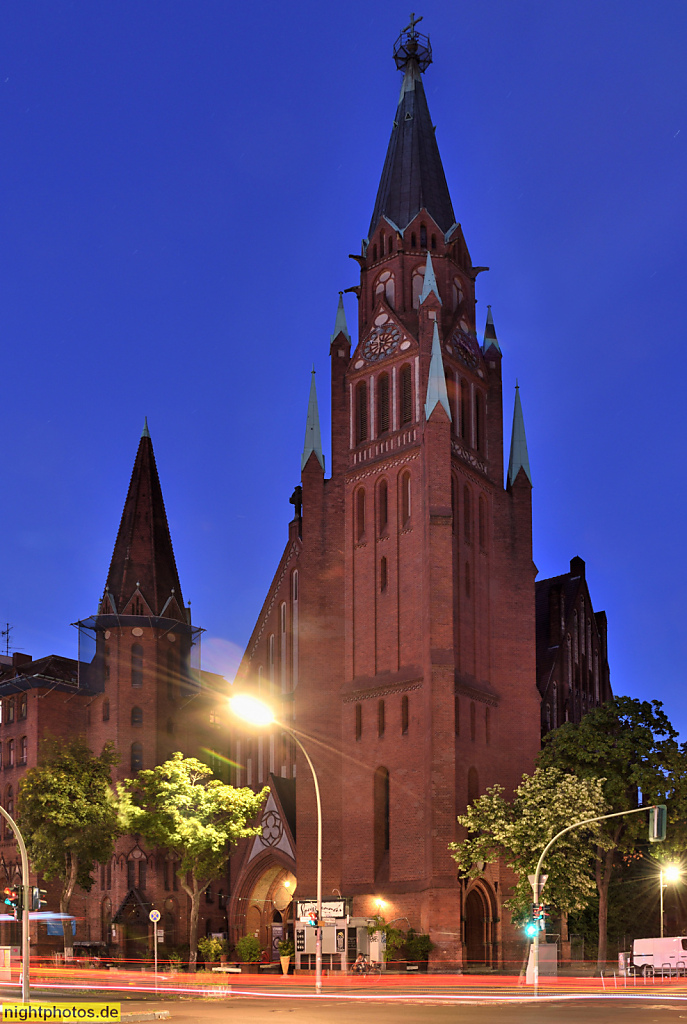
[278,938,295,975]
[405,930,433,972]
[235,935,263,973]
[198,936,228,970]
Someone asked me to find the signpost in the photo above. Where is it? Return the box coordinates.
[149,909,161,991]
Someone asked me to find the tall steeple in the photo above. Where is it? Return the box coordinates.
[508,384,532,486]
[302,369,324,471]
[369,17,455,236]
[104,425,184,618]
[331,292,351,343]
[482,306,501,354]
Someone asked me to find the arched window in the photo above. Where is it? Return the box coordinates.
[411,232,417,248]
[400,472,411,525]
[356,488,366,541]
[19,694,27,720]
[268,634,275,685]
[7,740,14,768]
[478,496,487,549]
[102,698,110,722]
[470,702,476,742]
[463,486,472,543]
[139,859,147,891]
[7,699,14,724]
[19,737,27,766]
[411,266,425,308]
[355,704,362,740]
[131,644,143,689]
[101,898,112,944]
[292,570,299,602]
[388,236,394,254]
[131,706,143,728]
[420,224,427,248]
[378,479,388,532]
[475,391,483,452]
[452,277,463,311]
[460,379,469,440]
[164,898,178,945]
[467,766,479,806]
[131,742,143,773]
[380,556,388,592]
[372,244,378,261]
[374,271,395,308]
[373,766,390,878]
[127,860,136,890]
[6,786,13,820]
[377,373,390,434]
[401,695,409,735]
[400,365,412,424]
[355,381,368,444]
[377,699,385,738]
[380,231,384,255]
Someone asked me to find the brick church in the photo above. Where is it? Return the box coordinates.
[227,20,612,969]
[0,18,612,967]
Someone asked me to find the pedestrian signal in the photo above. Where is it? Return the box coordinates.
[31,887,47,911]
[649,805,667,843]
[307,910,317,928]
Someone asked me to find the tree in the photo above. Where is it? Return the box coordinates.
[538,696,685,969]
[17,737,120,958]
[118,752,267,970]
[449,767,611,920]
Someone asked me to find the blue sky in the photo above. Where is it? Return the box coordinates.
[1,2,686,731]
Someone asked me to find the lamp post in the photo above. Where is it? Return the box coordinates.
[229,695,323,995]
[660,864,681,939]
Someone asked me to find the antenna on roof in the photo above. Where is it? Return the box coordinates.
[1,623,12,657]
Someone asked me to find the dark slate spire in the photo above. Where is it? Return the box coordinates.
[369,17,455,237]
[105,425,184,618]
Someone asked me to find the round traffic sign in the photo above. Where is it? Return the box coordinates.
[149,909,161,923]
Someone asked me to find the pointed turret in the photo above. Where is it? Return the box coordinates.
[302,369,325,472]
[105,426,184,618]
[369,20,455,236]
[424,320,452,422]
[141,416,151,439]
[482,306,501,354]
[330,292,351,343]
[508,384,532,486]
[419,251,442,305]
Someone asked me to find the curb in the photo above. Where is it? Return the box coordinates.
[122,1013,171,1021]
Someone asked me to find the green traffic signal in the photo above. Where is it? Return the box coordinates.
[525,921,538,938]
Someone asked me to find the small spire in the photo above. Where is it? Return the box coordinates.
[301,369,325,472]
[482,306,501,354]
[419,251,442,305]
[508,384,532,486]
[424,320,452,422]
[141,417,151,439]
[331,292,351,343]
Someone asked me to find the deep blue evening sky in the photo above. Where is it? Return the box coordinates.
[1,3,686,730]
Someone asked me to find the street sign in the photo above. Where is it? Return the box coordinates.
[149,909,161,923]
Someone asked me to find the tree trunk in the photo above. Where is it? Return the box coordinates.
[187,885,200,972]
[61,851,79,960]
[595,829,621,974]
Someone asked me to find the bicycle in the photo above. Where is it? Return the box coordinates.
[351,954,382,976]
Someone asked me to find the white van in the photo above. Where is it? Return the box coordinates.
[624,937,687,975]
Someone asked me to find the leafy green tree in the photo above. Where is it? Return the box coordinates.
[118,752,267,970]
[17,737,120,957]
[449,767,611,920]
[539,696,684,968]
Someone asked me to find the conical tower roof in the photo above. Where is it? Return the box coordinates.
[302,369,324,472]
[369,21,455,236]
[508,385,532,487]
[104,423,184,617]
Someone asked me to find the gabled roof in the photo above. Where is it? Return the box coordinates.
[369,56,455,236]
[104,427,184,618]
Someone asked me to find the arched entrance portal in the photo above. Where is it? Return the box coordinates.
[232,860,296,958]
[464,884,497,968]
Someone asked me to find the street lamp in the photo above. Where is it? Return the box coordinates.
[229,694,324,994]
[660,864,681,939]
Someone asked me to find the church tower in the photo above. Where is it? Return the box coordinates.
[231,18,541,968]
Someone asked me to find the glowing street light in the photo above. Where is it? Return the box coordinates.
[229,693,324,994]
[660,863,681,938]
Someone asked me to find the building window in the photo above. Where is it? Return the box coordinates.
[388,236,393,254]
[355,704,362,741]
[18,695,27,721]
[7,700,14,725]
[131,706,143,728]
[377,700,385,738]
[268,633,275,686]
[19,737,27,766]
[411,266,425,308]
[139,860,147,891]
[475,391,483,452]
[377,373,390,434]
[400,472,411,525]
[378,479,388,533]
[127,860,136,890]
[470,702,476,742]
[131,742,143,773]
[460,379,469,439]
[467,767,479,806]
[102,698,110,722]
[463,486,472,543]
[401,695,409,735]
[356,488,366,541]
[292,570,299,602]
[356,382,368,444]
[400,365,412,424]
[7,740,14,767]
[380,556,388,592]
[107,861,111,889]
[375,270,395,307]
[420,224,427,248]
[131,644,143,689]
[411,232,417,248]
[373,767,390,878]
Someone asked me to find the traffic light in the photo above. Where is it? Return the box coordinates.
[649,805,667,843]
[31,887,47,911]
[524,920,538,938]
[307,910,317,928]
[3,887,23,920]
